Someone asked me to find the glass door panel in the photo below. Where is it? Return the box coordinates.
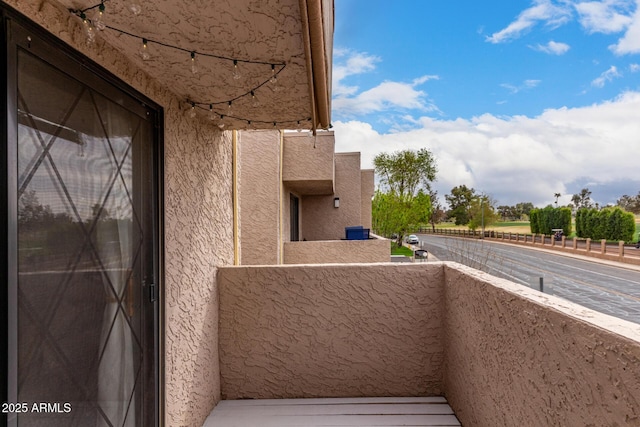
[9,26,158,427]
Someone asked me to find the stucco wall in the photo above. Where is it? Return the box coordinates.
[237,130,281,265]
[283,238,389,264]
[302,152,363,241]
[218,263,445,399]
[282,131,335,195]
[360,169,374,229]
[7,3,234,426]
[443,263,640,427]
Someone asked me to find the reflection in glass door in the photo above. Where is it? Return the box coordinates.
[6,17,159,427]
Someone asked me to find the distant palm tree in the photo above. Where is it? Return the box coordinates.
[554,193,561,206]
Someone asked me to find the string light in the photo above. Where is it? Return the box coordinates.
[250,91,260,108]
[190,51,198,74]
[128,2,142,15]
[140,38,150,60]
[94,1,106,31]
[187,101,312,128]
[79,12,96,45]
[69,3,318,129]
[232,60,241,80]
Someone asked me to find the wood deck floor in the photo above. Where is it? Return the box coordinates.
[202,396,461,426]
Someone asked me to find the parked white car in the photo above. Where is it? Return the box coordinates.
[407,234,419,244]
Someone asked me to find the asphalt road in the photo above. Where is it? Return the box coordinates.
[418,234,640,325]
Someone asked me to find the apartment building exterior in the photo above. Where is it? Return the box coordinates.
[236,129,388,265]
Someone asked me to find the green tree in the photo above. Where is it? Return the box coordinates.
[617,192,640,214]
[374,148,437,197]
[372,149,438,242]
[515,202,534,219]
[467,195,498,231]
[372,190,432,245]
[445,185,476,225]
[571,188,594,209]
[427,189,446,231]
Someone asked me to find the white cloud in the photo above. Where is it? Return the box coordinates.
[332,50,380,97]
[500,79,541,94]
[486,0,572,43]
[530,40,571,54]
[488,0,640,55]
[591,65,622,87]
[333,91,640,207]
[575,0,634,33]
[333,80,439,116]
[332,49,440,116]
[631,63,640,71]
[609,0,640,54]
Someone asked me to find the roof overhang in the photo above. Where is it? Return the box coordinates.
[54,0,333,130]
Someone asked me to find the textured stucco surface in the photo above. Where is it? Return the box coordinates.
[360,169,374,229]
[443,263,640,427]
[218,263,445,399]
[302,152,363,241]
[237,130,282,265]
[9,3,234,425]
[53,0,318,129]
[283,238,390,264]
[283,131,335,195]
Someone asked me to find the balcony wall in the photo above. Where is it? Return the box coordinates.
[443,264,640,426]
[218,263,445,399]
[283,237,390,264]
[217,262,640,426]
[282,131,335,195]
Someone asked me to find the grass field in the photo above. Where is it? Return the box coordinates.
[434,221,531,234]
[391,243,414,256]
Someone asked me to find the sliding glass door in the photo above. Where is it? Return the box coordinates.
[4,11,160,427]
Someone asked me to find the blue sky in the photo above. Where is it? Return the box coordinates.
[331,0,640,207]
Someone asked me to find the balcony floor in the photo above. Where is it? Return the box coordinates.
[202,396,461,426]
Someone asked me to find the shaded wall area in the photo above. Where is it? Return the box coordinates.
[218,264,445,399]
[302,153,363,241]
[283,238,390,264]
[237,130,282,265]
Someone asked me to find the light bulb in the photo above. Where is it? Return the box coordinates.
[94,2,106,31]
[232,60,241,80]
[129,2,142,15]
[270,65,280,91]
[140,38,150,60]
[208,105,216,121]
[79,12,96,45]
[227,101,233,117]
[190,52,198,74]
[189,103,197,118]
[250,91,260,108]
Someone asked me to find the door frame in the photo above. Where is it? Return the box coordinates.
[1,4,165,426]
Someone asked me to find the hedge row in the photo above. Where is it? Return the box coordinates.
[575,207,636,242]
[529,206,572,235]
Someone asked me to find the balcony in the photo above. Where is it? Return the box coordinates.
[283,131,335,195]
[208,262,640,426]
[283,234,390,264]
